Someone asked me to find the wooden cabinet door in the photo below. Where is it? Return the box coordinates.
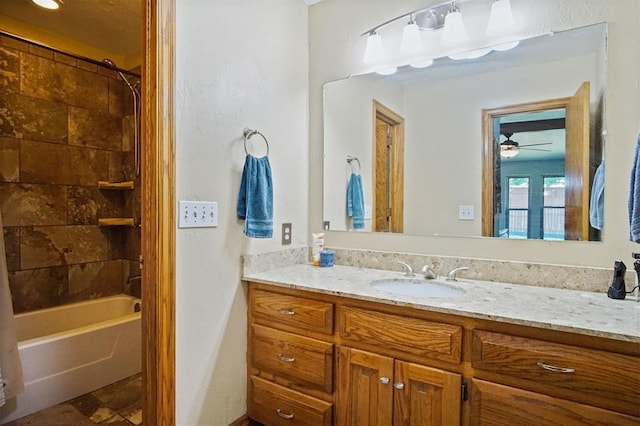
[394,361,461,426]
[336,346,394,425]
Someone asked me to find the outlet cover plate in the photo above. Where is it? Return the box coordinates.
[179,201,218,228]
[282,223,292,245]
[458,205,474,220]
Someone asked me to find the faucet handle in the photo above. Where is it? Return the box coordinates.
[421,265,437,279]
[394,260,414,277]
[446,266,469,281]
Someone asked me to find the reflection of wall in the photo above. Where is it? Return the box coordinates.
[323,76,403,231]
[0,35,139,313]
[403,54,597,236]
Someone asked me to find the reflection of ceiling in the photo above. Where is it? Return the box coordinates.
[0,0,142,66]
[499,109,566,162]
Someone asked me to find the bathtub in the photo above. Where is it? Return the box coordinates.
[0,295,141,424]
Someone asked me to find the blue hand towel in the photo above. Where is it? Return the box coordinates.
[589,160,604,231]
[347,173,365,229]
[629,134,640,242]
[237,154,273,238]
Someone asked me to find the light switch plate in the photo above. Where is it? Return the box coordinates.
[179,201,218,228]
[458,205,474,220]
[364,205,372,220]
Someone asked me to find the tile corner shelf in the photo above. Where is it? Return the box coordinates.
[98,218,135,227]
[98,181,135,190]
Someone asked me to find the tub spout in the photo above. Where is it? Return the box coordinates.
[127,275,141,286]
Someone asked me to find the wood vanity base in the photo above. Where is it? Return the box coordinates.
[246,282,640,425]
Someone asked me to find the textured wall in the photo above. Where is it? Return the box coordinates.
[0,35,140,313]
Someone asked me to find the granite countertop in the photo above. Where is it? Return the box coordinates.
[243,263,640,344]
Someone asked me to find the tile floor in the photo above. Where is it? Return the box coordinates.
[5,374,142,426]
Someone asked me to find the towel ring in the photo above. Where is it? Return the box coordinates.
[346,155,361,174]
[243,128,269,156]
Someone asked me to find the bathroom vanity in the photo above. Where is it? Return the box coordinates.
[244,264,640,425]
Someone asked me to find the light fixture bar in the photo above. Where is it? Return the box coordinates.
[359,0,474,36]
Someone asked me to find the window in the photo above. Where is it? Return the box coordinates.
[507,177,529,239]
[543,176,565,240]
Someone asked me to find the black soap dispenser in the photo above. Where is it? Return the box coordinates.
[607,260,627,300]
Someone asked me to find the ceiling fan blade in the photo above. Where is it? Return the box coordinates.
[518,142,553,148]
[520,147,552,152]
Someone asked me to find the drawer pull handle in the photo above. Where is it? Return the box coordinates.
[394,382,405,390]
[379,376,390,384]
[277,308,296,316]
[277,409,294,419]
[537,361,576,373]
[277,354,296,363]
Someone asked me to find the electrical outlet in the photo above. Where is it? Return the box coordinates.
[458,205,474,220]
[282,223,292,245]
[179,201,218,228]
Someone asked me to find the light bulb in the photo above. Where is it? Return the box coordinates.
[486,0,517,37]
[399,20,424,58]
[363,32,386,64]
[441,10,468,48]
[32,0,61,9]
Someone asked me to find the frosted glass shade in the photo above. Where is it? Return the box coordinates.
[363,33,386,64]
[410,58,434,68]
[486,0,517,37]
[399,22,424,57]
[500,146,519,158]
[441,11,468,47]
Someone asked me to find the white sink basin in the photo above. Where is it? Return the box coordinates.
[371,279,465,298]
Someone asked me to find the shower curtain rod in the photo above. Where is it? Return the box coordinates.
[0,30,141,79]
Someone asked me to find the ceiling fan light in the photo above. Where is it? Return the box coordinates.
[500,146,519,158]
[32,0,62,10]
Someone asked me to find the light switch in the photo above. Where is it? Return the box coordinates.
[179,201,218,228]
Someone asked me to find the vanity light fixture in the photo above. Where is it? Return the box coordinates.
[440,6,469,48]
[360,0,522,72]
[32,0,63,10]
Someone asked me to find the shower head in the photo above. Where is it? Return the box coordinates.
[102,58,117,68]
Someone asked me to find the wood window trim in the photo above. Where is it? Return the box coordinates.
[142,0,176,424]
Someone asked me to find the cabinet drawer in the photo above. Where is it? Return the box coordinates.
[338,306,462,364]
[472,330,640,417]
[470,379,640,426]
[251,289,334,334]
[251,324,333,394]
[249,376,333,426]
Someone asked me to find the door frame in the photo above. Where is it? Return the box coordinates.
[142,0,176,424]
[372,100,405,233]
[481,91,588,240]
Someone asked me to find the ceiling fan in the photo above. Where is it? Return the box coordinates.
[500,132,552,158]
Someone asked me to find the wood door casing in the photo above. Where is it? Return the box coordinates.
[337,346,394,425]
[481,82,591,240]
[394,361,462,426]
[373,100,405,233]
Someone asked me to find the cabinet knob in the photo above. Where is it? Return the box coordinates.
[277,308,296,316]
[393,382,405,390]
[276,408,294,419]
[277,353,296,363]
[379,376,390,384]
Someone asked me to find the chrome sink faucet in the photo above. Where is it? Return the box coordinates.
[394,260,414,277]
[421,265,437,279]
[446,267,469,281]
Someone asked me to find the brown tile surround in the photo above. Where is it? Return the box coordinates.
[0,37,141,314]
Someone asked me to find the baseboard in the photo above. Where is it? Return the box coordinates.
[229,414,250,426]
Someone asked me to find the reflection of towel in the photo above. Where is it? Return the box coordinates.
[237,155,273,238]
[590,161,605,230]
[347,173,364,229]
[630,134,640,242]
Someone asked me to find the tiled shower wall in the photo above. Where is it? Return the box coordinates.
[0,35,141,314]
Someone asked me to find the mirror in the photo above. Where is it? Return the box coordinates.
[323,23,606,241]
